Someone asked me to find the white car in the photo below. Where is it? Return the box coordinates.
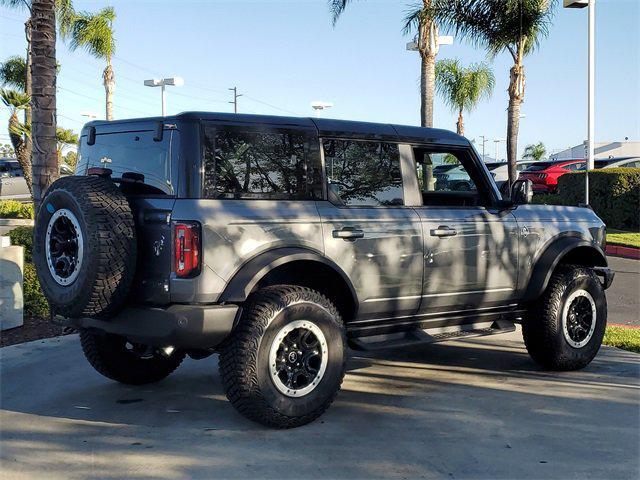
[485,161,537,189]
[1,159,75,202]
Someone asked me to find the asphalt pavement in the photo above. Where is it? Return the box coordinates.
[607,255,640,327]
[1,328,638,480]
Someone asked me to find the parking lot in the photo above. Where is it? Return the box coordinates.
[1,327,638,480]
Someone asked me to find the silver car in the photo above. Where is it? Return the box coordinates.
[33,112,614,428]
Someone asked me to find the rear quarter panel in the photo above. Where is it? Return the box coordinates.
[170,199,324,302]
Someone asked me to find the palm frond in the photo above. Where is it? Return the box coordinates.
[67,7,116,60]
[328,0,358,25]
[431,0,556,60]
[0,88,30,110]
[435,58,494,114]
[0,55,27,91]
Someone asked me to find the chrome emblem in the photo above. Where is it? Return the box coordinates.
[153,236,165,256]
[521,226,530,238]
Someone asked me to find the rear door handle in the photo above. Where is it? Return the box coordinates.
[430,226,457,237]
[332,227,364,240]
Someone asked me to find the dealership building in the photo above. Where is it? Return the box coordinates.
[550,141,640,160]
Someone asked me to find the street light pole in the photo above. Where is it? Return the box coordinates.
[144,77,184,116]
[564,0,595,205]
[586,0,595,205]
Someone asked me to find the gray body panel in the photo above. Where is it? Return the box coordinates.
[74,112,609,347]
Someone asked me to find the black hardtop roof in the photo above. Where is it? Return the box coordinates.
[83,111,470,146]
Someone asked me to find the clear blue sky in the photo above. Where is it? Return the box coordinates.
[1,0,638,159]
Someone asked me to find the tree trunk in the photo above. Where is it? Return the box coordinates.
[456,109,464,136]
[103,61,115,120]
[24,18,33,183]
[418,2,438,128]
[30,0,58,207]
[7,112,33,198]
[420,53,436,128]
[506,62,525,187]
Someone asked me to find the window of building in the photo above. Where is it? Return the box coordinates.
[323,139,403,207]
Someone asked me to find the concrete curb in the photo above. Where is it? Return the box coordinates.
[606,244,640,260]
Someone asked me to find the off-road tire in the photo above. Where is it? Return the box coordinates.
[523,265,607,371]
[33,176,136,319]
[80,330,185,385]
[219,285,347,428]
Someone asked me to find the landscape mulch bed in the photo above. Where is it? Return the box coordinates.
[1,316,71,348]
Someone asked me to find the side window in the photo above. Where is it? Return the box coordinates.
[414,148,489,207]
[323,139,403,207]
[202,126,320,200]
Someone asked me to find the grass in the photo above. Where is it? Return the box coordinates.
[607,229,640,248]
[603,326,640,353]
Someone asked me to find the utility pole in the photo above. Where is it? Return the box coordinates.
[479,135,488,162]
[229,87,242,114]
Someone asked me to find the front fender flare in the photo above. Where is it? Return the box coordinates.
[522,236,608,301]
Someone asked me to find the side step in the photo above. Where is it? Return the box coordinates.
[348,320,516,351]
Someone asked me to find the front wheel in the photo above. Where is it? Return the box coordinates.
[219,286,347,428]
[523,266,607,371]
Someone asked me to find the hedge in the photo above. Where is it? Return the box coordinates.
[0,200,34,219]
[534,168,640,230]
[7,226,49,317]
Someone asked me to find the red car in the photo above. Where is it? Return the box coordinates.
[520,159,585,193]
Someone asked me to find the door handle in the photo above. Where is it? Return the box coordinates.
[430,226,457,237]
[332,227,365,240]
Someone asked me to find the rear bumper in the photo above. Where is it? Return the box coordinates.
[67,304,240,349]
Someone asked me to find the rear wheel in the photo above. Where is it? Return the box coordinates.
[80,330,185,385]
[523,266,607,371]
[219,286,346,428]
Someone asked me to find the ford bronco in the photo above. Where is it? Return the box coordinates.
[33,112,614,428]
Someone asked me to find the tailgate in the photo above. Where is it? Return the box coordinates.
[128,197,176,305]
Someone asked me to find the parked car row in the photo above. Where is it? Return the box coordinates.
[486,156,639,194]
[0,158,74,201]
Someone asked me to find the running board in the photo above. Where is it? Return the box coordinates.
[348,320,516,351]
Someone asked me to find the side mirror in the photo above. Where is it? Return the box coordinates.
[511,179,533,205]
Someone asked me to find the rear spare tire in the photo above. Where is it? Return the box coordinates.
[33,176,136,319]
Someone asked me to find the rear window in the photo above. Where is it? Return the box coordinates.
[77,129,175,194]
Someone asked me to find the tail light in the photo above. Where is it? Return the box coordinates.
[174,222,201,278]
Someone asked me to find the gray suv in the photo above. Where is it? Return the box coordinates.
[33,112,614,428]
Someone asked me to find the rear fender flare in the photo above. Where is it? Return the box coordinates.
[218,247,358,305]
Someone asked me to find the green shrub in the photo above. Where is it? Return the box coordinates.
[550,169,640,230]
[23,262,50,318]
[533,193,565,206]
[0,200,34,219]
[8,226,34,262]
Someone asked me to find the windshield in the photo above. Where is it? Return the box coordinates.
[77,129,176,194]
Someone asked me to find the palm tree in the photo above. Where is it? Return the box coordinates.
[0,56,27,91]
[330,0,441,127]
[56,127,78,164]
[31,0,59,206]
[523,141,546,161]
[431,0,555,185]
[62,7,116,120]
[435,59,494,136]
[1,88,33,197]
